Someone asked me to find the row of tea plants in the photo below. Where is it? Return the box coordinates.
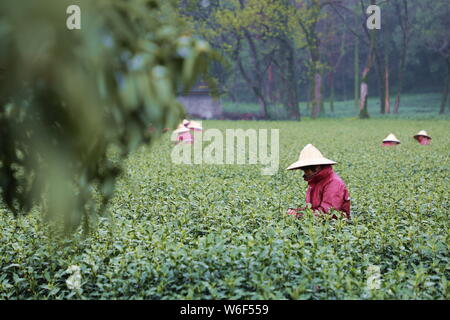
[0,119,448,299]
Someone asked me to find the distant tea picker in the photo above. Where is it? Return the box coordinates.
[174,122,192,144]
[286,144,351,219]
[382,133,400,147]
[173,119,203,143]
[414,130,431,145]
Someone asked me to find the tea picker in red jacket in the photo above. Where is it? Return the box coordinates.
[286,144,351,219]
[413,130,431,145]
[173,122,193,143]
[381,133,400,147]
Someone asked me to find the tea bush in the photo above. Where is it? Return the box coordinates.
[0,119,448,299]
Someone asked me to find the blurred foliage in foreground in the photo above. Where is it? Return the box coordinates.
[0,0,211,233]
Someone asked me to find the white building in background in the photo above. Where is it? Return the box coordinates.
[178,81,222,120]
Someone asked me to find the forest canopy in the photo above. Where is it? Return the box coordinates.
[180,0,450,118]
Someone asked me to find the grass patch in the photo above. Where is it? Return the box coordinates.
[223,93,450,120]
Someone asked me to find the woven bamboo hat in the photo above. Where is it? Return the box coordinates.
[173,123,189,134]
[383,133,400,143]
[182,119,190,126]
[187,120,202,130]
[287,144,336,170]
[414,130,431,140]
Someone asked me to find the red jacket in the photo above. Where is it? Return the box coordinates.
[416,136,430,145]
[305,166,351,219]
[176,131,193,143]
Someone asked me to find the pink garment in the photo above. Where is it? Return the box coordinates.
[382,141,398,147]
[304,166,351,219]
[177,131,193,143]
[416,136,430,145]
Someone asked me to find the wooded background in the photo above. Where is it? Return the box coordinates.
[180,0,450,119]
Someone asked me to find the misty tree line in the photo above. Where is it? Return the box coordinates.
[180,0,450,119]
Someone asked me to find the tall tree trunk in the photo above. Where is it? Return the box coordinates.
[237,57,268,118]
[385,64,390,114]
[374,44,386,114]
[354,34,360,112]
[384,34,390,114]
[286,44,300,120]
[394,0,409,114]
[301,15,322,119]
[359,0,376,119]
[359,36,375,118]
[257,96,268,117]
[307,83,312,113]
[329,72,335,113]
[439,58,450,114]
[254,88,268,118]
[310,47,322,118]
[319,74,325,116]
[359,67,370,118]
[394,44,406,114]
[311,72,322,118]
[243,30,269,118]
[267,64,275,104]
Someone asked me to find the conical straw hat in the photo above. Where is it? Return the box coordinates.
[383,133,400,143]
[286,144,336,170]
[173,123,189,134]
[182,119,190,126]
[187,120,202,130]
[413,130,431,140]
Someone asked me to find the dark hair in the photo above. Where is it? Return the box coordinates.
[301,165,321,171]
[301,164,332,171]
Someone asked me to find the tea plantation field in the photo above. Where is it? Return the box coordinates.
[1,119,449,299]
